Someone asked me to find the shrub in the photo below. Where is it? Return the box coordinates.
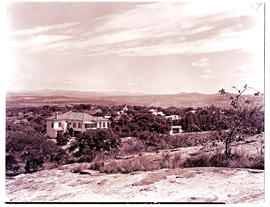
[228,150,264,169]
[90,161,105,171]
[6,130,69,175]
[182,150,264,169]
[70,163,92,173]
[117,138,145,156]
[69,129,121,162]
[183,154,210,168]
[208,153,229,167]
[136,131,170,151]
[170,153,182,168]
[56,132,69,146]
[217,85,264,157]
[6,155,20,176]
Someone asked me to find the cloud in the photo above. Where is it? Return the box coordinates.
[201,74,213,79]
[8,2,262,57]
[188,25,215,34]
[10,35,70,50]
[191,58,210,68]
[9,22,79,36]
[238,64,253,72]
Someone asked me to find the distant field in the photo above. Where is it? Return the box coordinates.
[6,90,264,108]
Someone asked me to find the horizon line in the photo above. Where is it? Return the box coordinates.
[6,88,254,96]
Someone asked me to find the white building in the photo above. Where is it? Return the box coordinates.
[149,109,165,116]
[165,115,180,120]
[45,111,110,138]
[169,125,183,135]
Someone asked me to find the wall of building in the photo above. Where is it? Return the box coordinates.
[46,119,110,138]
[169,126,183,135]
[46,120,57,138]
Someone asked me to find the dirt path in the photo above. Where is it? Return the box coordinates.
[6,166,264,203]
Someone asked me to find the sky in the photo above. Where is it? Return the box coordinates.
[6,1,264,94]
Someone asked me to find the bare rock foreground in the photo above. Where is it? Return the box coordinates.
[6,165,264,203]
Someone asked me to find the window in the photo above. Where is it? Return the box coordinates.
[103,122,106,128]
[58,122,62,127]
[51,122,54,128]
[73,122,76,128]
[172,128,180,134]
[85,123,97,129]
[78,122,81,128]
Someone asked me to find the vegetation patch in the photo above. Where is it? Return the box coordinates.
[6,87,264,177]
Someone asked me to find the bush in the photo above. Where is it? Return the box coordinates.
[70,129,121,162]
[6,155,20,175]
[117,138,145,156]
[183,154,210,168]
[208,153,229,167]
[56,132,69,146]
[6,130,69,175]
[182,150,264,169]
[136,131,170,151]
[91,151,183,174]
[111,111,171,137]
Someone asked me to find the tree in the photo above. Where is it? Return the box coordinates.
[56,132,69,146]
[6,130,68,174]
[218,85,263,157]
[6,155,19,175]
[69,129,121,162]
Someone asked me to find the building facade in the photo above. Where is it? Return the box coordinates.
[45,111,110,138]
[169,125,183,135]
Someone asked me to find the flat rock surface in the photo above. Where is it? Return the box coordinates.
[5,166,264,203]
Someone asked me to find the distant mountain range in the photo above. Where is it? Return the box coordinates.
[6,89,264,108]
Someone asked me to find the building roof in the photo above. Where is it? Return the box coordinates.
[171,125,182,128]
[46,111,108,122]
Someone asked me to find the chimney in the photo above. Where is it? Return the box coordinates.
[55,112,58,119]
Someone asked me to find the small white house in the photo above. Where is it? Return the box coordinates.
[165,115,180,120]
[169,125,183,135]
[45,111,110,138]
[149,109,157,113]
[149,109,165,116]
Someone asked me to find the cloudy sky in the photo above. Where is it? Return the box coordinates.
[6,1,264,94]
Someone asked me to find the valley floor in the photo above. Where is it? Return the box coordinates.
[6,165,264,203]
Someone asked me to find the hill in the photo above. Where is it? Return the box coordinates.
[6,133,264,203]
[6,90,263,108]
